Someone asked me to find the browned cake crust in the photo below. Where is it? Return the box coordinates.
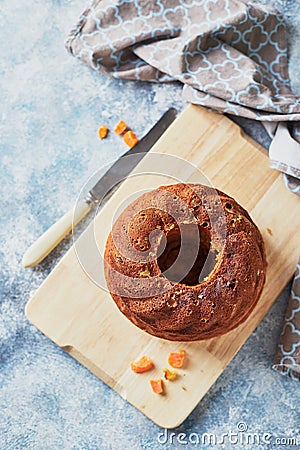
[104,183,267,341]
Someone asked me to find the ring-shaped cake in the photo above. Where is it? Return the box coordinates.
[104,183,266,341]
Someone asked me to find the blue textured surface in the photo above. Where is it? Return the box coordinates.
[0,1,299,449]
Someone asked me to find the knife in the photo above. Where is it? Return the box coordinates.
[22,108,177,268]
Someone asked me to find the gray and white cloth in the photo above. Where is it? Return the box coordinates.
[66,0,300,379]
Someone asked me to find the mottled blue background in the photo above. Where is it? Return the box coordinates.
[1,1,299,449]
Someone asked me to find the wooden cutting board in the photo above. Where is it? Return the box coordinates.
[25,105,300,428]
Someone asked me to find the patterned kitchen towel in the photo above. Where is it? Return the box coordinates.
[66,0,300,195]
[66,0,300,380]
[273,263,300,381]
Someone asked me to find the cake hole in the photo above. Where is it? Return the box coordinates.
[166,297,178,308]
[157,224,218,286]
[225,202,232,210]
[202,221,209,228]
[227,279,236,289]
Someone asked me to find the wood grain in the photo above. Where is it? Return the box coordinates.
[25,105,300,428]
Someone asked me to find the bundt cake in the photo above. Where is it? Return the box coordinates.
[104,183,266,341]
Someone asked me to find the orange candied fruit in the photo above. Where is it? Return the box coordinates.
[168,350,185,368]
[150,379,164,394]
[114,120,128,135]
[98,125,109,140]
[130,355,154,373]
[163,368,178,381]
[123,130,139,148]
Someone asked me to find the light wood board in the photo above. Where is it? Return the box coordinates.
[25,105,300,428]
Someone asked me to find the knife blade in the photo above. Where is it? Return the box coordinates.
[22,108,177,268]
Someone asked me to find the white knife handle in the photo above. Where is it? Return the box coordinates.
[22,199,92,268]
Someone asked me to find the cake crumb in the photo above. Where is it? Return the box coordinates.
[266,227,273,236]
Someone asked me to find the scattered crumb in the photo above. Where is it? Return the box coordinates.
[181,386,187,391]
[266,227,273,236]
